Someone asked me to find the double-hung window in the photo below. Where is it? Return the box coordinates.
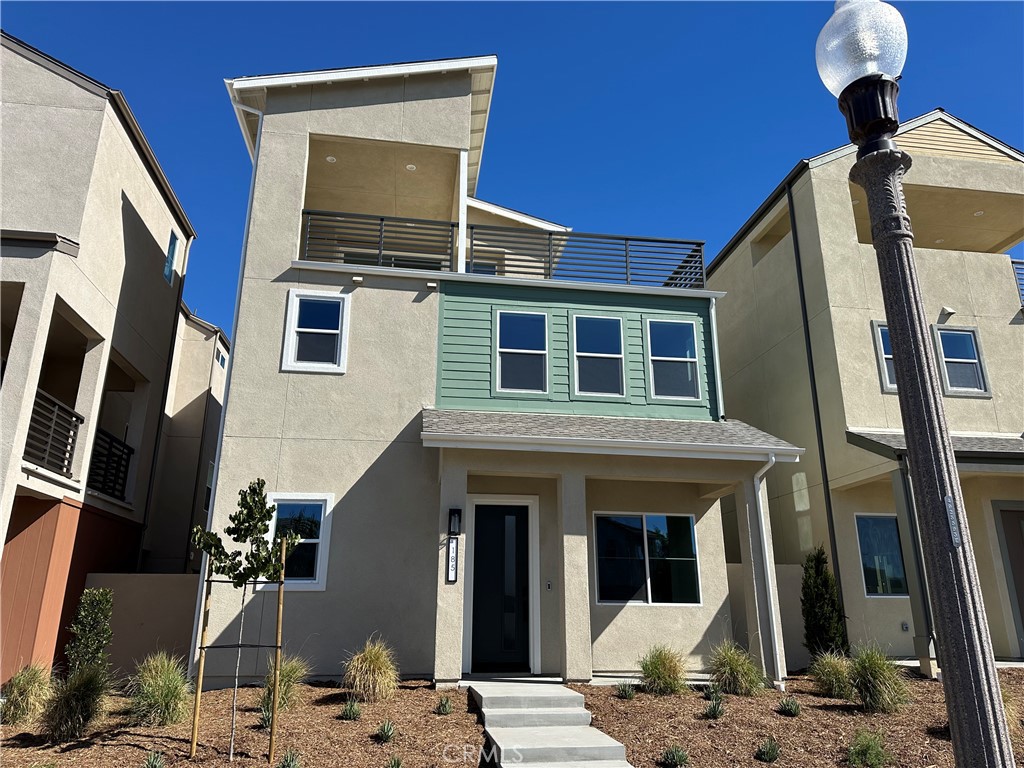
[855,515,908,597]
[282,289,351,374]
[266,493,333,591]
[595,513,700,604]
[163,232,178,284]
[496,311,547,393]
[646,319,699,400]
[574,315,624,396]
[872,322,897,391]
[934,327,988,395]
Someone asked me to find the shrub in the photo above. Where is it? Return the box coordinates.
[850,646,907,714]
[800,546,848,656]
[259,654,311,713]
[638,645,687,695]
[277,748,301,768]
[848,730,891,768]
[65,588,114,676]
[127,652,192,726]
[614,682,635,700]
[709,641,763,696]
[41,665,108,743]
[755,736,781,763]
[375,719,396,744]
[340,698,361,721]
[0,663,51,725]
[809,651,854,700]
[777,696,800,717]
[702,697,725,720]
[385,757,403,768]
[344,636,399,702]
[660,745,690,767]
[435,695,453,715]
[142,752,166,768]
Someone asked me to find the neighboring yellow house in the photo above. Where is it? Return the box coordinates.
[707,110,1024,674]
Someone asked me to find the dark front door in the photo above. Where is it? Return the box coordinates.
[472,504,530,673]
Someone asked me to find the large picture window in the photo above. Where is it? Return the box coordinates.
[282,289,351,374]
[646,319,699,400]
[595,513,699,604]
[934,327,988,395]
[496,311,547,393]
[856,515,908,597]
[573,315,624,396]
[266,493,334,591]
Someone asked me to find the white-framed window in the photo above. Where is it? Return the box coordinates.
[202,461,214,512]
[163,232,178,284]
[855,514,908,597]
[281,289,351,374]
[496,311,547,393]
[266,492,334,591]
[573,315,624,396]
[933,326,989,396]
[645,319,699,400]
[215,348,227,369]
[872,321,897,392]
[594,512,700,605]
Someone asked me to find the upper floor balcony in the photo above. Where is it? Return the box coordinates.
[300,210,706,291]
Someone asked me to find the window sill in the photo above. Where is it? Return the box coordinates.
[281,363,347,375]
[942,389,992,400]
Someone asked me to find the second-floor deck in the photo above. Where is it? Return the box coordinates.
[300,210,707,290]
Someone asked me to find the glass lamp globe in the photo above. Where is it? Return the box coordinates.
[816,0,908,97]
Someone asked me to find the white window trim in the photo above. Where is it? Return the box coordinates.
[281,289,351,374]
[572,314,625,398]
[592,510,702,607]
[164,232,178,284]
[495,310,548,394]
[871,320,898,393]
[854,512,909,599]
[932,325,990,397]
[261,492,334,592]
[645,318,701,401]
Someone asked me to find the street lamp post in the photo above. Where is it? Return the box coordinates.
[815,1,1015,764]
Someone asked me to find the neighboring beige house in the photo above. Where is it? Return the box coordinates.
[0,32,220,680]
[198,55,803,689]
[707,110,1024,674]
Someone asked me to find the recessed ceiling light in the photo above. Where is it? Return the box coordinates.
[934,239,945,244]
[973,210,984,216]
[405,164,417,171]
[326,156,337,163]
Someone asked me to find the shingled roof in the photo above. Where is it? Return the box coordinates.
[847,430,1024,461]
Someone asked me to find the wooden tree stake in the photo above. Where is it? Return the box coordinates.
[268,537,287,763]
[190,576,213,759]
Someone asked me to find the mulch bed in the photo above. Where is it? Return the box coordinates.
[571,668,1024,767]
[1,680,485,768]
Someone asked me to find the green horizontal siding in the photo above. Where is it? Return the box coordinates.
[437,281,719,420]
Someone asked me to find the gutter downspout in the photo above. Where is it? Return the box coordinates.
[899,454,936,647]
[188,98,264,673]
[709,296,726,421]
[753,452,786,690]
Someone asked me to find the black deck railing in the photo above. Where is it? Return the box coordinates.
[300,210,706,290]
[24,390,84,478]
[1012,258,1024,307]
[87,428,134,501]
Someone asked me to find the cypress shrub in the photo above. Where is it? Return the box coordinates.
[800,546,848,656]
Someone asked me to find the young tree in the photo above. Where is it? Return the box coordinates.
[192,478,297,761]
[801,545,849,657]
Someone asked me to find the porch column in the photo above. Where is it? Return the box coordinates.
[735,476,786,687]
[433,451,467,686]
[891,466,939,678]
[68,337,109,482]
[558,470,592,682]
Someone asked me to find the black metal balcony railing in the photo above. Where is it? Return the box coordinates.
[87,428,134,501]
[1012,258,1024,307]
[24,390,84,478]
[301,210,706,290]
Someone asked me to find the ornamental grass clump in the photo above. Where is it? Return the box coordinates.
[638,645,687,695]
[850,646,908,714]
[755,736,781,763]
[339,698,361,721]
[142,752,166,768]
[41,664,108,743]
[385,757,403,768]
[259,653,311,713]
[848,729,891,768]
[276,748,301,768]
[375,719,396,744]
[777,696,801,717]
[344,636,399,702]
[614,682,635,700]
[127,652,193,726]
[708,641,763,696]
[659,745,690,767]
[809,650,855,700]
[0,663,51,726]
[435,695,453,715]
[702,695,725,720]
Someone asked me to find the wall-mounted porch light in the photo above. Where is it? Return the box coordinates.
[448,508,462,536]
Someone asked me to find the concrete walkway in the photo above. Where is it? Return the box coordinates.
[467,681,633,768]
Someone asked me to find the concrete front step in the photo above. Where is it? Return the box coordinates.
[471,682,585,711]
[483,706,592,728]
[511,763,632,768]
[487,725,627,764]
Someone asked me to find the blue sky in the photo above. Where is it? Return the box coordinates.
[4,2,1022,334]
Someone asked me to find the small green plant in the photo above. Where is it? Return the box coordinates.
[850,646,908,714]
[709,641,763,696]
[385,757,403,768]
[375,719,396,744]
[702,696,725,720]
[755,736,781,763]
[435,695,453,715]
[809,650,855,700]
[703,682,722,701]
[777,696,800,717]
[340,698,362,721]
[800,545,849,656]
[660,744,690,767]
[259,653,311,713]
[65,588,114,676]
[638,645,687,695]
[848,729,891,768]
[258,699,273,730]
[142,752,166,768]
[128,652,193,726]
[614,682,635,700]
[41,664,108,743]
[344,636,399,702]
[276,748,301,768]
[0,663,51,725]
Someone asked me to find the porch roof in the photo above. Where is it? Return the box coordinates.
[847,430,1024,462]
[421,409,802,462]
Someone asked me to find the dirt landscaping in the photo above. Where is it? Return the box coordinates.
[3,671,1024,767]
